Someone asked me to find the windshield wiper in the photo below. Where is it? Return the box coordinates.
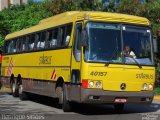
[104,62,111,67]
[126,57,142,69]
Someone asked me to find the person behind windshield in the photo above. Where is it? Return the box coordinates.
[124,46,136,58]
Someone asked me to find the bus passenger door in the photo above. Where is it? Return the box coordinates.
[69,22,83,102]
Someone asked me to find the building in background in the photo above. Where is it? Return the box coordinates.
[0,0,8,11]
[0,0,28,11]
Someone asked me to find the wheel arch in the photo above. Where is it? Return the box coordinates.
[10,74,14,84]
[17,74,22,85]
[55,76,64,89]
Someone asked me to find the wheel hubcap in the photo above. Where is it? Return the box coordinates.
[12,83,16,93]
[19,85,23,94]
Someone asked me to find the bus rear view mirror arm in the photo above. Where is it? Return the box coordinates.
[153,37,158,53]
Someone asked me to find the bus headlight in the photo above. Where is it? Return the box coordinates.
[148,84,153,90]
[142,83,148,90]
[89,81,94,88]
[96,81,102,88]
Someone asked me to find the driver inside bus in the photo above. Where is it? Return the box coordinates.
[124,45,136,59]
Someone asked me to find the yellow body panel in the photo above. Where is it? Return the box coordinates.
[81,63,155,91]
[2,49,71,82]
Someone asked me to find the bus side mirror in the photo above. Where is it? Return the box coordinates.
[80,30,88,47]
[153,37,158,53]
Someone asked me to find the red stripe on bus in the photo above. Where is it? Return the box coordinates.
[51,69,55,79]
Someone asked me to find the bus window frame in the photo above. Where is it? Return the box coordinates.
[3,22,73,56]
[15,38,21,53]
[65,24,73,46]
[30,34,34,51]
[37,31,47,50]
[59,26,66,47]
[46,27,59,49]
[73,22,83,62]
[34,32,41,50]
[83,21,154,66]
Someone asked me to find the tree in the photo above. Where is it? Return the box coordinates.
[50,0,102,14]
[0,0,53,49]
[0,0,160,49]
[0,14,9,48]
[114,0,145,15]
[112,0,160,34]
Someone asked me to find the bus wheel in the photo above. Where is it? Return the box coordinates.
[62,84,72,112]
[114,104,124,113]
[11,81,19,97]
[19,84,28,100]
[56,86,63,104]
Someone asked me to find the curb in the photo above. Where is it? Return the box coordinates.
[0,87,11,91]
[154,96,160,100]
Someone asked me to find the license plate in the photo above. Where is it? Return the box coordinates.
[114,98,127,103]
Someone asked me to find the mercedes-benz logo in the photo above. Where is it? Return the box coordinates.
[120,83,126,90]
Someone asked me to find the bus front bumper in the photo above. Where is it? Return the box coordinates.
[80,88,154,104]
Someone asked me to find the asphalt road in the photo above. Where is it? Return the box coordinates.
[0,90,160,120]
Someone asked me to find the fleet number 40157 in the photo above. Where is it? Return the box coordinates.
[90,71,107,76]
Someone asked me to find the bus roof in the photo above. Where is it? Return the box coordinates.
[5,11,150,40]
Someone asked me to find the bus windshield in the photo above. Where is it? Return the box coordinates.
[85,22,153,65]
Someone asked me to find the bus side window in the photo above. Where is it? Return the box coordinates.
[65,24,72,46]
[5,40,11,53]
[20,36,27,52]
[28,34,35,51]
[59,26,66,47]
[19,37,23,52]
[45,31,50,49]
[74,23,82,62]
[34,33,40,50]
[7,41,11,53]
[16,38,21,53]
[5,41,9,54]
[25,36,30,51]
[38,32,46,50]
[8,40,14,53]
[59,24,72,47]
[12,39,17,53]
[50,28,58,48]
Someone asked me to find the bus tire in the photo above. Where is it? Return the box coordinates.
[11,80,19,97]
[114,104,124,113]
[62,83,72,112]
[56,86,63,104]
[19,84,28,100]
[0,81,2,90]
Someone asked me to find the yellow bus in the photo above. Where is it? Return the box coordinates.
[1,11,157,112]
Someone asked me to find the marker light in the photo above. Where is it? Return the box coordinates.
[142,83,148,90]
[148,84,153,90]
[96,81,102,88]
[89,81,94,88]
